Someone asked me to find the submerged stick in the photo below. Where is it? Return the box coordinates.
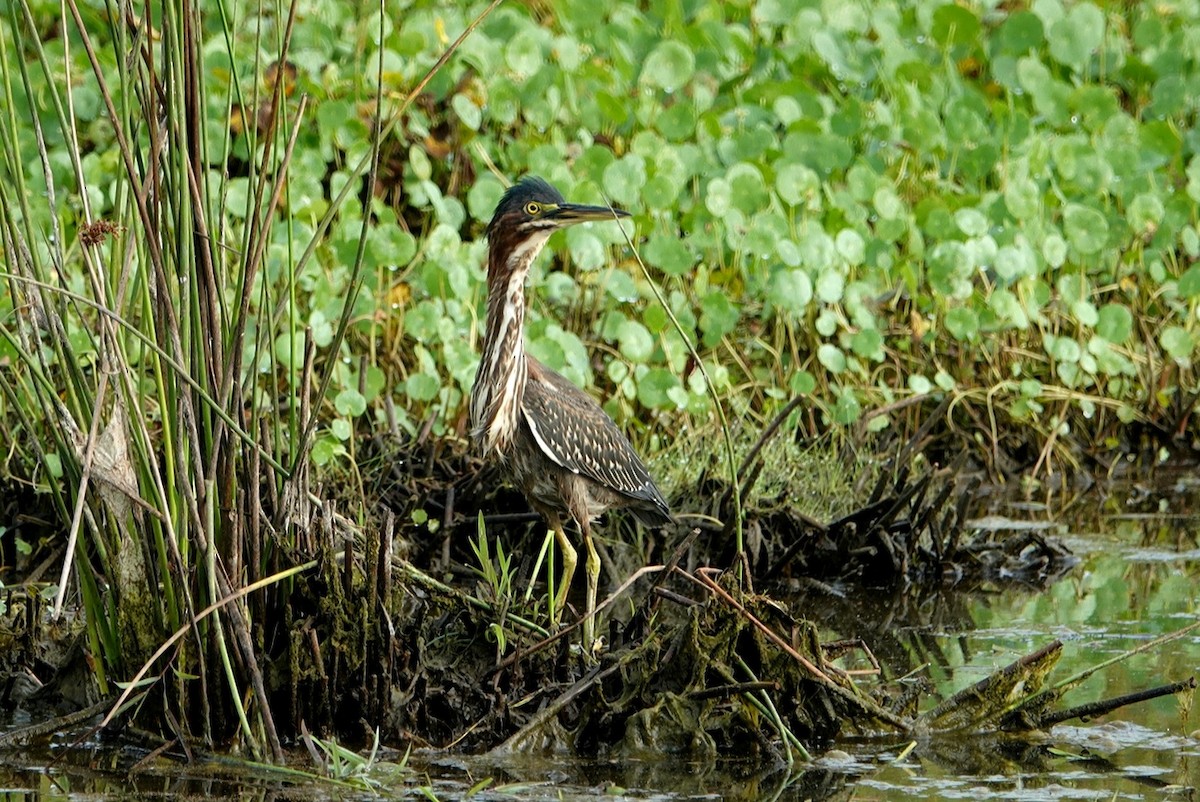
[0,699,112,746]
[998,617,1200,724]
[1012,676,1197,731]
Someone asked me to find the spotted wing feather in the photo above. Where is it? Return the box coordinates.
[522,358,671,526]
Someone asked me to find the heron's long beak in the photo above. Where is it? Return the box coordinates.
[548,203,630,225]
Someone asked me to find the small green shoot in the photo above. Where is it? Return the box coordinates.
[469,513,516,603]
[302,726,383,791]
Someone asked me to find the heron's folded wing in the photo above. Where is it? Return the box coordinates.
[522,361,671,524]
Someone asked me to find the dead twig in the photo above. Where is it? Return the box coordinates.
[493,661,623,753]
[1010,676,1197,731]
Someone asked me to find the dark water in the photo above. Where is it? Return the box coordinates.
[2,499,1198,800]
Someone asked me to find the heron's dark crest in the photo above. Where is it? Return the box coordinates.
[467,175,669,647]
[486,176,565,239]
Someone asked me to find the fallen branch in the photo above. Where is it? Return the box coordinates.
[1010,676,1197,731]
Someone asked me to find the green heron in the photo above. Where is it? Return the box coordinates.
[469,176,671,648]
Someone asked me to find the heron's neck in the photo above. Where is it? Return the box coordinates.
[469,231,551,456]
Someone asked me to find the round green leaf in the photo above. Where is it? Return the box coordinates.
[451,93,482,131]
[505,28,544,75]
[617,319,654,362]
[931,4,981,47]
[873,186,905,220]
[406,372,440,402]
[644,233,695,276]
[815,310,838,337]
[334,388,367,417]
[312,436,344,467]
[705,177,732,217]
[274,331,306,369]
[777,163,820,207]
[993,244,1036,283]
[643,304,668,333]
[989,288,1028,328]
[1183,227,1200,259]
[408,144,432,181]
[641,41,695,92]
[603,156,646,206]
[1062,204,1108,255]
[1128,192,1164,233]
[790,370,817,395]
[815,270,845,304]
[1004,178,1040,220]
[832,387,861,424]
[637,368,682,409]
[908,374,933,394]
[768,269,813,314]
[1046,335,1082,362]
[954,208,989,238]
[935,370,957,391]
[699,292,739,346]
[369,225,417,269]
[1178,266,1200,299]
[404,301,441,342]
[1042,233,1068,267]
[927,241,972,298]
[944,307,979,341]
[1047,2,1104,71]
[1187,155,1200,204]
[467,177,504,223]
[850,328,883,361]
[776,239,801,266]
[729,165,770,214]
[1161,327,1194,361]
[1071,300,1099,328]
[1095,304,1133,343]
[308,310,333,347]
[799,228,837,271]
[996,11,1045,55]
[566,229,605,271]
[817,344,846,374]
[835,229,865,265]
[656,102,697,140]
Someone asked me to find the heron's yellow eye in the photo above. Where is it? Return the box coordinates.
[524,202,541,215]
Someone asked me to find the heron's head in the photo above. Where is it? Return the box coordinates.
[486,177,629,260]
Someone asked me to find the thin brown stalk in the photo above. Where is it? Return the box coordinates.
[214,0,304,464]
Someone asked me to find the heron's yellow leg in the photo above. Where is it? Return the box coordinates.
[582,525,600,651]
[552,524,576,625]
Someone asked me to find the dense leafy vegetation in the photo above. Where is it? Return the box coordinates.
[5,0,1200,484]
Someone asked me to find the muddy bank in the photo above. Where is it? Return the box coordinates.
[2,415,1082,754]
